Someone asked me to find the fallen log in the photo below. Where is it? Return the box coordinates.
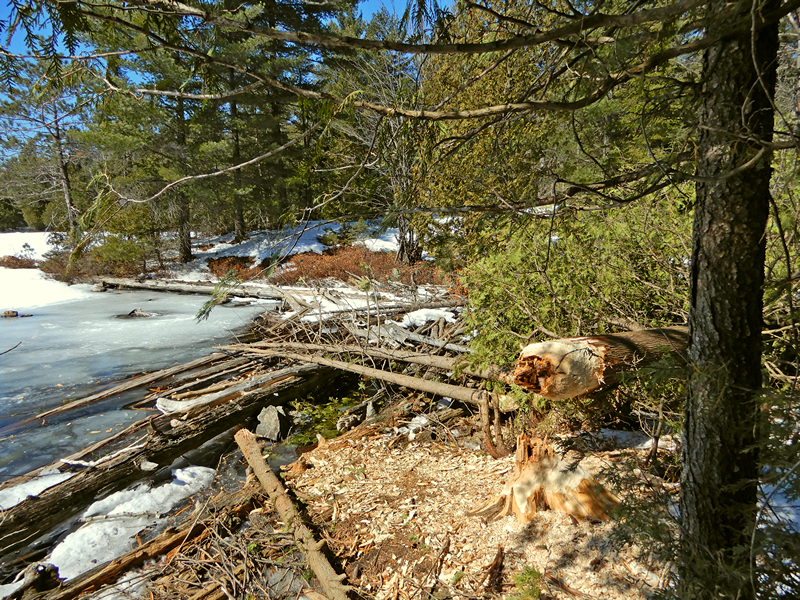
[0,353,229,436]
[239,349,494,406]
[350,323,472,354]
[227,340,512,383]
[513,326,689,400]
[468,435,619,524]
[0,364,330,561]
[100,278,461,314]
[235,429,351,600]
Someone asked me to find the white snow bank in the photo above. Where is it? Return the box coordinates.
[0,231,53,260]
[398,309,456,329]
[48,466,215,580]
[595,429,679,451]
[0,268,92,310]
[0,472,74,510]
[172,221,401,283]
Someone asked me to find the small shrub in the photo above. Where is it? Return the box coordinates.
[511,566,542,600]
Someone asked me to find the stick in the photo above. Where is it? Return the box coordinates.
[240,349,493,406]
[234,429,351,600]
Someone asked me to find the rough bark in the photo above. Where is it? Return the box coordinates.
[235,429,352,600]
[679,2,778,597]
[512,327,688,400]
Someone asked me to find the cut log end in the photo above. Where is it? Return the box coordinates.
[468,435,619,524]
[512,327,689,400]
[513,340,606,400]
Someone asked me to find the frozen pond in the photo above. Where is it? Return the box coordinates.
[0,274,275,480]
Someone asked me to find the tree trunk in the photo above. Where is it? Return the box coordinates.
[513,327,688,400]
[679,2,778,597]
[230,72,247,243]
[175,96,193,263]
[52,112,77,244]
[176,192,193,263]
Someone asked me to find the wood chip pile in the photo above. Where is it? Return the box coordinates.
[282,416,670,600]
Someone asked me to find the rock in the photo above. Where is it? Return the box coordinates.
[20,314,33,318]
[126,308,155,318]
[92,283,107,292]
[2,310,19,318]
[256,405,291,441]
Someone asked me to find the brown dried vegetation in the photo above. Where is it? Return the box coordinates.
[208,246,447,287]
[0,256,37,269]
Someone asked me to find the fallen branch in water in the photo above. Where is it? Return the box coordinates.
[0,353,230,436]
[235,428,352,600]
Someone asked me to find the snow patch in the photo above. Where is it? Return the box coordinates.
[0,232,53,260]
[0,269,93,310]
[0,472,75,510]
[398,309,455,328]
[48,466,215,580]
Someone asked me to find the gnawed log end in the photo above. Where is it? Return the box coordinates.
[468,435,619,524]
[512,327,689,401]
[513,340,606,401]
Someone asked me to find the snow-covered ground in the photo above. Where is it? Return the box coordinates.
[166,221,402,282]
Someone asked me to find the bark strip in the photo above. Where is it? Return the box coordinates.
[234,429,351,600]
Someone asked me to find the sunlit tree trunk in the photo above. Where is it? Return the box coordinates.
[230,70,246,243]
[679,1,778,597]
[175,95,193,263]
[51,106,77,243]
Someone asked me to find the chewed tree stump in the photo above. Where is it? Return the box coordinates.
[468,435,619,523]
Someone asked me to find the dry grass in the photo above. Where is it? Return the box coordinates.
[207,246,449,287]
[0,256,37,269]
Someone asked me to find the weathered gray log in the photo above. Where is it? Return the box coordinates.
[228,340,512,382]
[349,323,472,354]
[241,349,494,406]
[0,364,330,561]
[235,429,352,600]
[513,326,689,400]
[0,353,228,436]
[100,278,461,314]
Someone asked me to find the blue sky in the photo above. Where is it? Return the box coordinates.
[0,0,399,55]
